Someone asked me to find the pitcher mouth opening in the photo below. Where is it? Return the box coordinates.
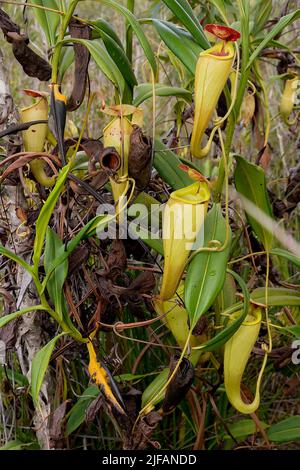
[170,182,211,205]
[200,41,235,61]
[231,308,262,327]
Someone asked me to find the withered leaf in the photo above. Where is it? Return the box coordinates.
[111,388,141,450]
[106,239,127,279]
[131,411,162,450]
[162,355,194,413]
[49,401,68,449]
[86,394,103,424]
[0,154,60,183]
[128,125,152,192]
[68,244,89,276]
[192,316,207,336]
[0,318,19,351]
[256,144,271,170]
[67,18,91,111]
[125,271,156,296]
[81,139,104,169]
[0,8,51,81]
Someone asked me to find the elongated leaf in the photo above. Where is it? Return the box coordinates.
[154,139,193,190]
[141,368,169,408]
[5,368,29,387]
[33,164,70,274]
[44,228,68,319]
[250,0,272,36]
[31,333,65,407]
[268,416,300,443]
[129,223,164,256]
[248,9,300,68]
[29,0,60,46]
[0,440,32,450]
[250,38,290,51]
[226,419,268,441]
[91,18,124,49]
[0,305,46,328]
[153,20,199,74]
[207,0,228,24]
[66,385,99,435]
[162,21,204,57]
[218,287,300,321]
[234,155,273,251]
[60,38,125,95]
[250,287,300,306]
[97,0,157,75]
[95,28,137,88]
[0,245,33,275]
[133,83,192,107]
[185,204,232,328]
[162,0,210,49]
[284,325,300,339]
[193,269,250,352]
[59,46,75,81]
[271,248,300,269]
[41,213,113,291]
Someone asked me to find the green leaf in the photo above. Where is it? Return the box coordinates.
[97,0,157,75]
[207,0,228,24]
[248,9,300,68]
[160,21,204,57]
[133,83,192,107]
[4,368,29,387]
[33,164,70,274]
[250,287,300,306]
[225,419,268,441]
[29,0,60,47]
[60,38,125,95]
[0,439,32,450]
[250,0,272,36]
[268,416,300,443]
[59,46,75,81]
[216,287,300,328]
[115,372,157,382]
[153,20,200,74]
[153,139,193,190]
[129,223,164,256]
[162,0,210,49]
[185,204,232,328]
[284,326,300,339]
[0,305,46,329]
[141,368,169,408]
[0,245,33,276]
[193,269,250,352]
[44,228,68,319]
[31,333,65,407]
[41,213,112,291]
[66,385,99,435]
[91,18,124,49]
[271,248,300,269]
[94,27,137,88]
[234,155,273,251]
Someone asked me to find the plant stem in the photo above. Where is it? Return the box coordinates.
[51,0,80,84]
[0,0,64,14]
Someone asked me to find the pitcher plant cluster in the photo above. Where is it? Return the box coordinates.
[0,0,300,449]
